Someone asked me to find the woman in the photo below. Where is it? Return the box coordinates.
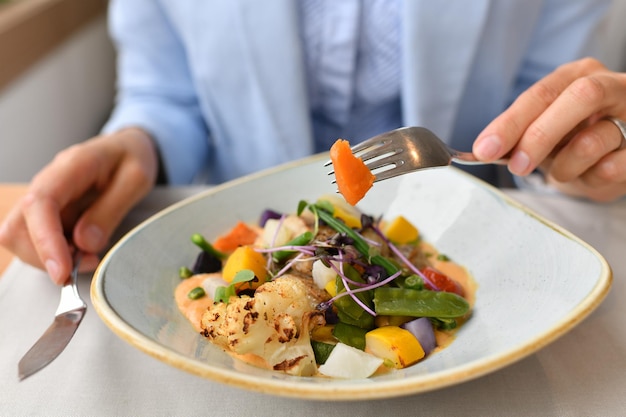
[0,0,612,283]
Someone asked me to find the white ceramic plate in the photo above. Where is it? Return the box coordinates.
[91,154,612,400]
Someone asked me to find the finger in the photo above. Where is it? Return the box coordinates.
[0,205,44,268]
[13,142,118,283]
[547,144,626,202]
[474,58,607,161]
[507,73,626,176]
[549,119,624,182]
[548,174,626,202]
[20,192,74,284]
[1,199,102,277]
[580,146,626,190]
[73,157,155,254]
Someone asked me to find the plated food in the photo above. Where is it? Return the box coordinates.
[91,156,611,400]
[175,194,475,378]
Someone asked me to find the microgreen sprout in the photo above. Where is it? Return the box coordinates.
[317,268,403,315]
[214,269,257,304]
[272,252,307,279]
[368,223,439,291]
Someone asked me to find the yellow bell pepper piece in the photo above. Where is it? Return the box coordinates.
[222,245,267,289]
[311,325,336,342]
[365,326,425,369]
[317,194,362,229]
[383,215,419,244]
[324,279,337,297]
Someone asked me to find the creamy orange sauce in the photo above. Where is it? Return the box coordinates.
[421,242,477,305]
[174,275,215,333]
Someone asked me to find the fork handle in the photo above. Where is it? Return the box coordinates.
[55,251,85,315]
[450,150,509,166]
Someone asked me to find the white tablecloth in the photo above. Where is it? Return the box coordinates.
[1,187,625,417]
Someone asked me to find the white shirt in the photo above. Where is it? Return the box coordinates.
[299,0,402,152]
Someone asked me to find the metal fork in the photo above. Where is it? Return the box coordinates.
[327,126,508,183]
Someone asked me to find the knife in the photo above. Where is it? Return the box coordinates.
[18,252,86,381]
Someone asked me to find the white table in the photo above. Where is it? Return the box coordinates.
[1,186,625,417]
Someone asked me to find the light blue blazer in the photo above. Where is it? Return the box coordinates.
[103,0,610,185]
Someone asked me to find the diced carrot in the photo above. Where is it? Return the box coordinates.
[329,139,375,206]
[213,221,259,253]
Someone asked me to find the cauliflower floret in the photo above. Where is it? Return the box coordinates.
[259,215,309,247]
[253,274,317,326]
[269,310,325,376]
[200,274,325,376]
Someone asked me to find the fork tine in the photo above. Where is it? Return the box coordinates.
[357,144,403,163]
[372,167,405,183]
[349,136,392,154]
[325,140,400,172]
[363,153,405,173]
[323,137,394,168]
[325,148,403,177]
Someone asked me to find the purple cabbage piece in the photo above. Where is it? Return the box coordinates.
[402,317,437,356]
[259,209,282,227]
[192,250,222,274]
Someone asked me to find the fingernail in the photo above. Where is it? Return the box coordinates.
[45,259,61,283]
[509,151,531,175]
[84,224,104,248]
[474,135,501,160]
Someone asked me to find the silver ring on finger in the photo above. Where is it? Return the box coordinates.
[604,116,626,148]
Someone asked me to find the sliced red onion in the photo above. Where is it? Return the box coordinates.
[402,317,436,356]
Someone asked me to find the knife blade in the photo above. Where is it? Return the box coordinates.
[18,252,86,381]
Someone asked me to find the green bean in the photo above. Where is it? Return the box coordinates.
[272,231,314,263]
[332,322,368,351]
[373,287,469,318]
[314,206,398,275]
[336,309,375,330]
[333,265,375,329]
[178,266,193,279]
[311,340,336,364]
[430,317,458,330]
[397,274,424,290]
[187,286,206,300]
[191,233,227,260]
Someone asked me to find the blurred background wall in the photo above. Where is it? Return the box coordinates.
[0,0,625,183]
[0,0,115,182]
